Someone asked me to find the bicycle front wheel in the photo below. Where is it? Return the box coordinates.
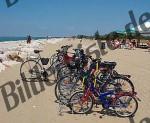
[114,95,138,117]
[20,60,42,82]
[69,91,93,114]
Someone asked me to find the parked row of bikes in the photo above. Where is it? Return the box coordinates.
[20,44,140,118]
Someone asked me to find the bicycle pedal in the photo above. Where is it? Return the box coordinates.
[42,71,48,77]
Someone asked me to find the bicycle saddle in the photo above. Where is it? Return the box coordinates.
[103,61,117,68]
[56,50,60,53]
[92,58,102,62]
[34,50,43,54]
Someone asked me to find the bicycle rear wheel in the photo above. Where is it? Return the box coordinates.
[101,77,135,93]
[57,66,71,79]
[114,77,134,93]
[58,76,74,99]
[58,75,82,100]
[20,60,42,82]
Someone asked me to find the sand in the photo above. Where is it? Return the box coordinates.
[0,38,150,123]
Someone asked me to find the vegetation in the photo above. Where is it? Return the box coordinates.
[75,35,93,39]
[94,30,100,40]
[74,30,150,40]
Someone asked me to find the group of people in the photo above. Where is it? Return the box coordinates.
[111,39,150,52]
[112,39,137,50]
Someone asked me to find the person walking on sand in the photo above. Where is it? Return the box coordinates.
[27,35,32,44]
[132,40,136,49]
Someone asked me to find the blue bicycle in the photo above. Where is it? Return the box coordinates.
[69,78,138,117]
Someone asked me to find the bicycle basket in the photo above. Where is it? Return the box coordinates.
[41,58,49,65]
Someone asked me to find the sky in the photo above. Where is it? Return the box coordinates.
[0,0,149,37]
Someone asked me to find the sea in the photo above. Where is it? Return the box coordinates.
[0,37,46,42]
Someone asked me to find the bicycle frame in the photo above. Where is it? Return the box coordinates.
[25,52,57,76]
[81,82,113,107]
[81,79,136,109]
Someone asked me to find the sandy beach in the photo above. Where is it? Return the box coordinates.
[0,38,150,123]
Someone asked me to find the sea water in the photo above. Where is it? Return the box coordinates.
[0,37,46,42]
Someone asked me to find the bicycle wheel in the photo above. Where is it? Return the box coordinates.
[58,76,74,99]
[114,77,134,93]
[50,53,57,65]
[101,77,134,93]
[20,60,42,82]
[114,95,138,117]
[57,66,71,79]
[50,60,61,74]
[56,74,82,100]
[69,91,93,114]
[54,62,66,72]
[54,81,60,100]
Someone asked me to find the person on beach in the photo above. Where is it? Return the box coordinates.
[128,40,134,50]
[125,39,128,49]
[132,40,136,49]
[27,35,32,44]
[121,39,126,49]
[114,39,120,48]
[110,39,116,49]
[147,40,150,52]
[118,39,121,49]
[126,39,132,49]
[47,36,49,40]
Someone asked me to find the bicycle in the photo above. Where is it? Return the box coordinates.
[69,77,138,117]
[20,50,56,82]
[56,57,134,101]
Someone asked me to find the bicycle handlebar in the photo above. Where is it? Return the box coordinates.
[86,55,102,62]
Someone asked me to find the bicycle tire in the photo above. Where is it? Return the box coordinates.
[101,76,135,93]
[115,95,138,117]
[20,60,42,82]
[69,91,94,114]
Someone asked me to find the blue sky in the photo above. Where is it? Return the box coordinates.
[0,0,149,36]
